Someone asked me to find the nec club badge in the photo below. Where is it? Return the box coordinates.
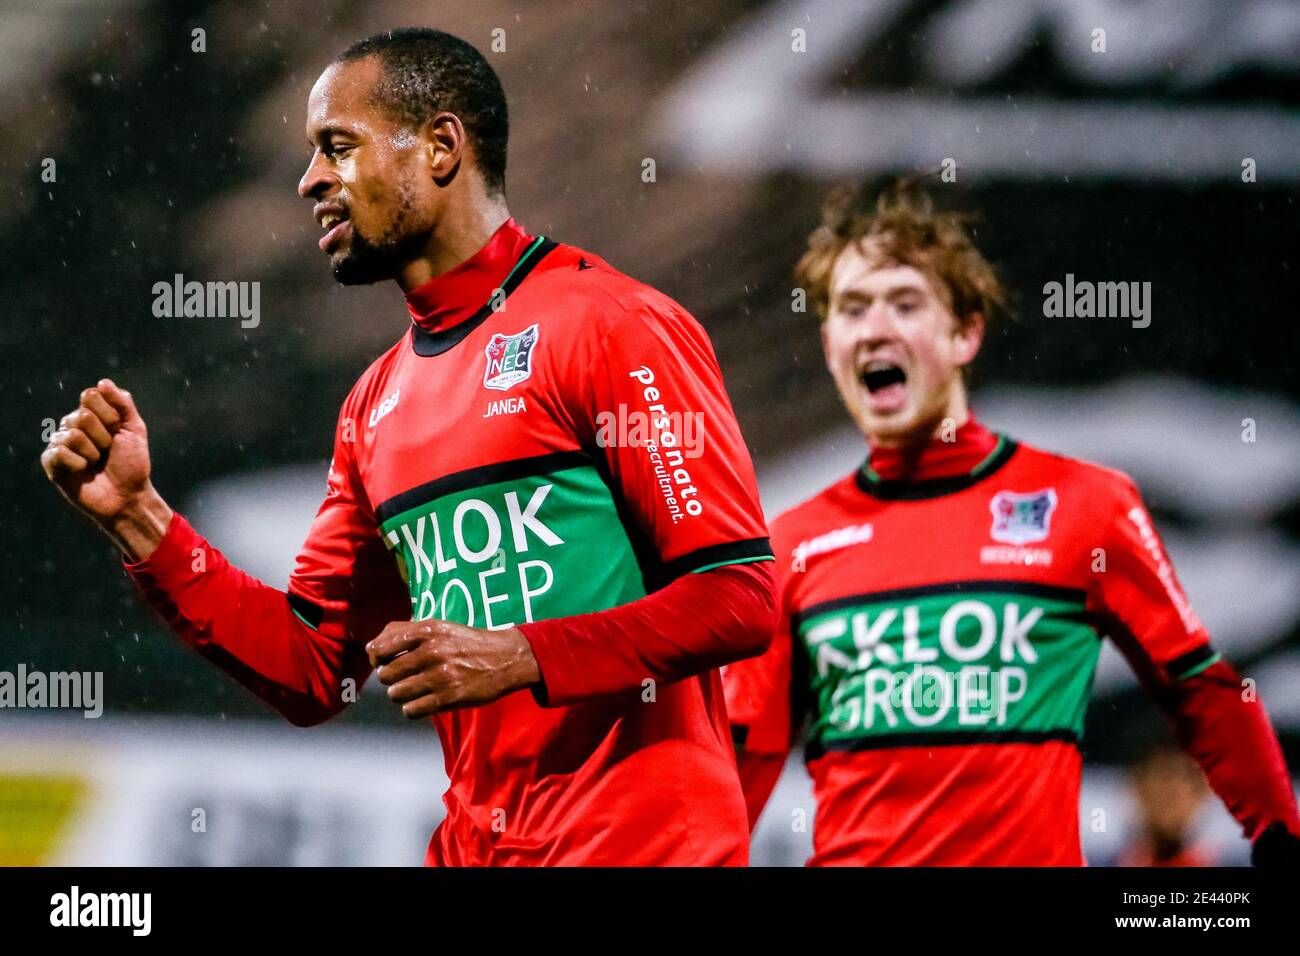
[484,324,539,391]
[989,488,1058,545]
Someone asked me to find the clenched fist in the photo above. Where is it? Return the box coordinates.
[367,619,541,719]
[41,379,173,561]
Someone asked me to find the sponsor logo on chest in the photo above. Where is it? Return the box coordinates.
[799,586,1097,738]
[386,483,562,627]
[982,487,1057,566]
[369,388,400,428]
[484,323,539,391]
[792,522,873,571]
[806,598,1040,730]
[989,488,1057,544]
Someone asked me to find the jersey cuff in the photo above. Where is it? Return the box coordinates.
[1166,643,1221,681]
[120,509,191,578]
[286,591,324,631]
[661,537,774,580]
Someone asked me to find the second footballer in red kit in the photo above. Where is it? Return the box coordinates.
[41,29,776,865]
[724,182,1300,867]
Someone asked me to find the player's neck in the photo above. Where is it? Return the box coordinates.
[865,410,997,483]
[403,212,533,333]
[397,195,512,294]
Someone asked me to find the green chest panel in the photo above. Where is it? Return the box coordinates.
[380,461,646,628]
[797,585,1100,751]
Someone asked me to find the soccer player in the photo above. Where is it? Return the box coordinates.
[724,183,1300,866]
[40,28,777,866]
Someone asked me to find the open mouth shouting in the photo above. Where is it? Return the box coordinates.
[315,203,352,252]
[858,357,909,413]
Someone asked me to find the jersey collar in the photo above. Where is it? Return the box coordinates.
[405,218,556,356]
[856,418,1018,500]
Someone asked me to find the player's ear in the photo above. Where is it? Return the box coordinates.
[820,322,833,374]
[953,312,984,368]
[422,112,465,184]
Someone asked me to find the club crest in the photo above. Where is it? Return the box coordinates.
[484,324,539,391]
[989,488,1058,545]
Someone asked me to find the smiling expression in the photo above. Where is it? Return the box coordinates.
[297,57,441,285]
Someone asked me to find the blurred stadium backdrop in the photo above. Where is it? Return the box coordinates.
[2,0,1298,865]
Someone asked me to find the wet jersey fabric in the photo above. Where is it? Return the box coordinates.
[724,418,1296,865]
[125,218,775,865]
[285,218,774,865]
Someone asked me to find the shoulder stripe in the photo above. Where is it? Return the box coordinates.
[662,537,774,582]
[286,591,323,631]
[1166,643,1221,681]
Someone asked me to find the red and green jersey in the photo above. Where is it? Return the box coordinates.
[288,219,773,865]
[725,423,1217,865]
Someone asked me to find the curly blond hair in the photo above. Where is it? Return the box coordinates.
[795,179,1005,330]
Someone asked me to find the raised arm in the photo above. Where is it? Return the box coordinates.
[41,379,408,726]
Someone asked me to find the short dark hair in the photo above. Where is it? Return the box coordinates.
[337,28,509,195]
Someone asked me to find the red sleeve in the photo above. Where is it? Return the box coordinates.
[733,752,786,832]
[724,593,795,755]
[1095,474,1299,842]
[570,295,773,575]
[521,561,776,707]
[723,548,798,828]
[124,404,409,726]
[1158,660,1300,842]
[1090,473,1209,670]
[519,296,776,705]
[284,403,411,644]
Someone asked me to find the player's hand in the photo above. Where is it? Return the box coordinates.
[367,619,542,719]
[41,379,172,560]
